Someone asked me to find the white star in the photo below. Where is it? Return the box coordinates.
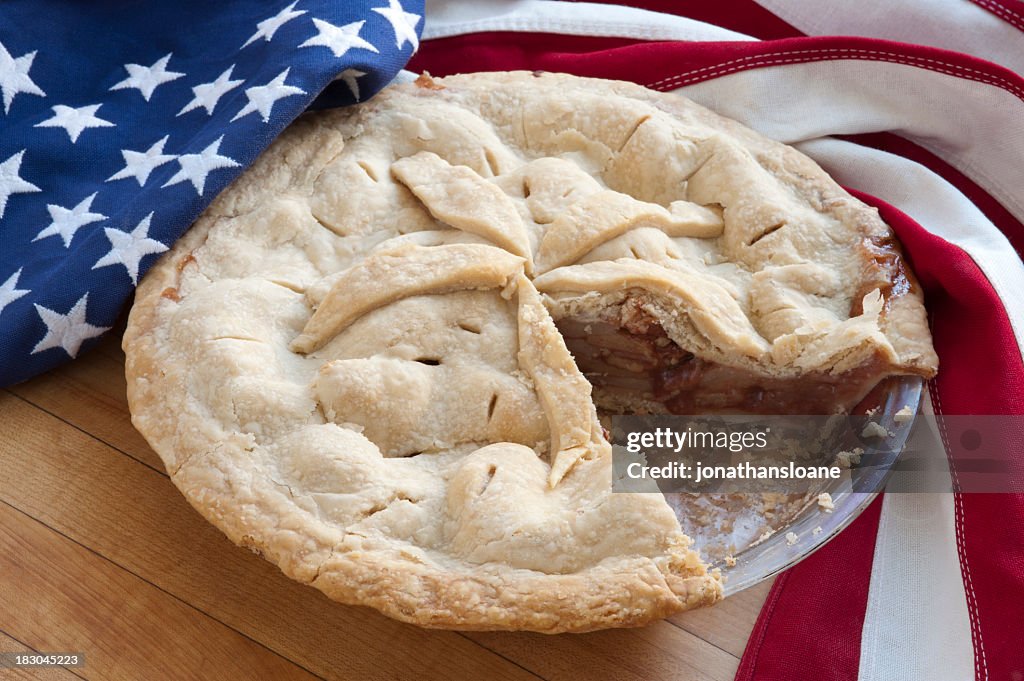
[34,103,115,143]
[336,68,366,101]
[162,136,239,196]
[33,193,106,248]
[372,0,421,52]
[32,293,110,358]
[231,68,305,123]
[107,136,176,187]
[92,213,169,284]
[0,40,45,114]
[0,150,40,220]
[299,19,379,59]
[0,268,30,317]
[177,66,244,117]
[110,53,185,101]
[242,1,307,48]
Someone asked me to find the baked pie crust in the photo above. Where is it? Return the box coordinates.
[124,71,938,632]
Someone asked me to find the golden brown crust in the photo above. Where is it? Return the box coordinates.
[125,71,937,633]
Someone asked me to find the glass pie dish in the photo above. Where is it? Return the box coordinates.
[665,376,925,595]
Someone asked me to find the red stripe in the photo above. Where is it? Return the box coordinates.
[564,0,803,40]
[855,190,1024,681]
[949,493,1024,679]
[736,497,883,681]
[968,0,1024,35]
[412,35,1024,103]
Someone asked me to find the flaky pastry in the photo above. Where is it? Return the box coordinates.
[125,72,937,632]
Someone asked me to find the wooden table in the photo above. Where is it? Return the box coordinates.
[0,329,770,681]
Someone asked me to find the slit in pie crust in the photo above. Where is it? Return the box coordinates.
[124,71,938,633]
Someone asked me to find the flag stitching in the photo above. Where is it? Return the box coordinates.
[931,382,989,681]
[643,48,1024,102]
[969,0,1024,33]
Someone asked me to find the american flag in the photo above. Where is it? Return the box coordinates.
[0,0,423,386]
[4,1,1024,679]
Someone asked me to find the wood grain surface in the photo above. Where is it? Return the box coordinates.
[0,330,770,681]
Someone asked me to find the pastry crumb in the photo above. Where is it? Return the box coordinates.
[836,449,862,468]
[758,529,775,543]
[812,526,823,536]
[785,531,799,546]
[414,72,445,90]
[724,555,736,567]
[817,492,835,513]
[894,405,915,423]
[861,421,891,438]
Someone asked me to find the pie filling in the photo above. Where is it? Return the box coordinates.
[557,307,893,416]
[852,234,912,316]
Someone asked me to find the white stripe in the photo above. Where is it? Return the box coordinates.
[422,0,755,41]
[677,59,1024,225]
[757,0,1024,77]
[857,395,973,681]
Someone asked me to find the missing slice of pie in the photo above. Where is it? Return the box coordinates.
[124,71,938,633]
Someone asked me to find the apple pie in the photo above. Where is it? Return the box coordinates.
[124,71,938,633]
